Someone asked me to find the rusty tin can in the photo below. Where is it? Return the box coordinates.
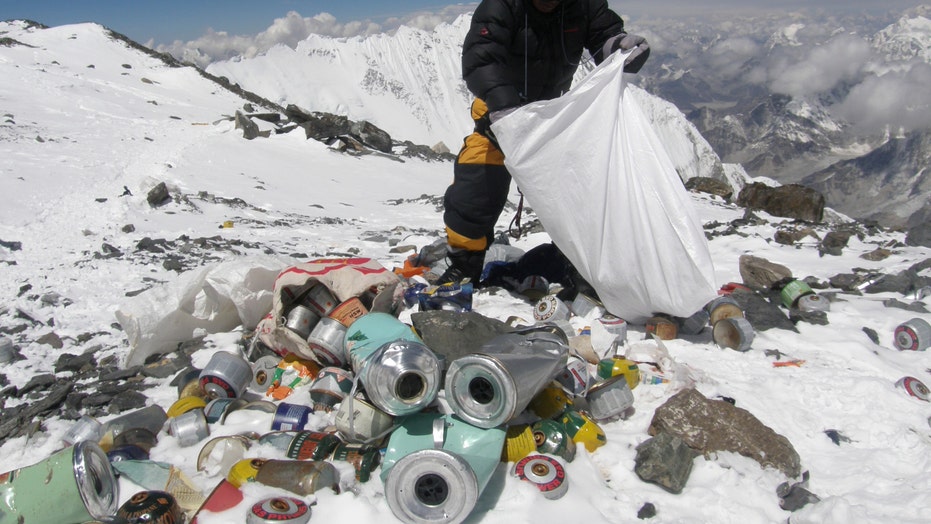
[253,459,341,496]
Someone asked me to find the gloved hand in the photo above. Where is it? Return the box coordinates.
[603,33,650,74]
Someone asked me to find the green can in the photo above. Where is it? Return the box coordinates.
[780,280,813,309]
[0,441,118,523]
[331,441,381,483]
[532,419,577,463]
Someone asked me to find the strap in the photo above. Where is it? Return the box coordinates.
[508,189,525,240]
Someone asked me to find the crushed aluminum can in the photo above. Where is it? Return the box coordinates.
[197,435,253,474]
[199,351,252,399]
[413,281,474,312]
[596,314,628,346]
[712,317,755,352]
[117,491,183,524]
[248,497,311,524]
[513,454,569,500]
[203,397,246,424]
[62,415,103,447]
[596,357,640,390]
[896,376,930,401]
[169,409,209,448]
[253,459,341,496]
[893,318,931,352]
[585,375,635,422]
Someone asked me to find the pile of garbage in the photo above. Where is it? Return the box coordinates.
[2,247,929,524]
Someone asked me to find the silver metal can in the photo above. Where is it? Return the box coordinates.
[354,339,442,416]
[302,284,338,317]
[585,375,635,422]
[249,355,281,394]
[712,317,755,352]
[894,318,931,351]
[199,351,253,399]
[797,293,830,313]
[284,305,320,339]
[307,316,349,367]
[247,497,311,524]
[534,294,572,323]
[168,409,209,447]
[334,393,395,444]
[513,454,569,500]
[385,449,479,524]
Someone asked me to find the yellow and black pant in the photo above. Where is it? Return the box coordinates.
[443,99,512,252]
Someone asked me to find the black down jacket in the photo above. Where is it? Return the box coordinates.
[462,0,626,113]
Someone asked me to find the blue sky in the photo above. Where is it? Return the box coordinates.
[1,0,925,46]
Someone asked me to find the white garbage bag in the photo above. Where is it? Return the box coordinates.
[491,51,717,323]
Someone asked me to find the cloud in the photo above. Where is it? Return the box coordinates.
[156,8,473,68]
[765,34,874,97]
[831,62,931,134]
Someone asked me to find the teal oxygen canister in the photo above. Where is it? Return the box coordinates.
[381,412,506,524]
[0,441,119,523]
[344,312,442,416]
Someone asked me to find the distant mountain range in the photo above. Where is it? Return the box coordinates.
[200,7,931,227]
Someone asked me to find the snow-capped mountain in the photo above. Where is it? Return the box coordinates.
[207,14,742,190]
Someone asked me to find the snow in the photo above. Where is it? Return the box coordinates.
[2,19,931,524]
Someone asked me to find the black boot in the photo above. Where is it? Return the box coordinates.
[436,249,485,285]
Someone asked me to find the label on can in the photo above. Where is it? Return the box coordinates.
[513,454,569,500]
[329,297,368,327]
[896,376,930,401]
[534,294,571,323]
[287,431,331,460]
[780,280,813,309]
[894,318,931,351]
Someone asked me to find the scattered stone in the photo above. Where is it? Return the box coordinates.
[235,110,262,140]
[738,255,792,290]
[142,355,190,379]
[36,331,64,349]
[648,388,802,478]
[18,373,57,397]
[351,120,392,153]
[823,429,852,446]
[99,366,142,382]
[862,327,880,345]
[860,248,892,261]
[634,431,695,494]
[882,298,928,313]
[906,222,931,248]
[828,273,870,292]
[777,472,821,512]
[685,177,733,200]
[773,227,819,246]
[637,503,657,520]
[54,352,97,373]
[432,142,450,155]
[789,309,829,326]
[865,271,925,295]
[107,390,149,412]
[737,183,825,222]
[819,231,851,256]
[147,182,171,207]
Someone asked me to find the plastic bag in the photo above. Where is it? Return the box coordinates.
[491,51,717,323]
[118,256,286,367]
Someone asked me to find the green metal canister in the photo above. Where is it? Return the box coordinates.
[0,441,118,523]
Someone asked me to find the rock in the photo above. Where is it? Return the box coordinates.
[906,222,931,248]
[147,182,171,207]
[634,431,695,494]
[432,142,450,155]
[350,120,393,153]
[828,273,870,292]
[738,255,793,290]
[36,331,64,349]
[648,388,802,478]
[685,177,733,200]
[737,183,825,222]
[234,110,261,140]
[410,310,514,362]
[108,390,149,412]
[789,309,829,326]
[865,270,929,295]
[882,298,928,313]
[54,352,97,373]
[18,373,57,396]
[860,248,892,261]
[819,230,851,256]
[637,503,657,520]
[774,227,819,246]
[862,327,880,345]
[727,290,797,332]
